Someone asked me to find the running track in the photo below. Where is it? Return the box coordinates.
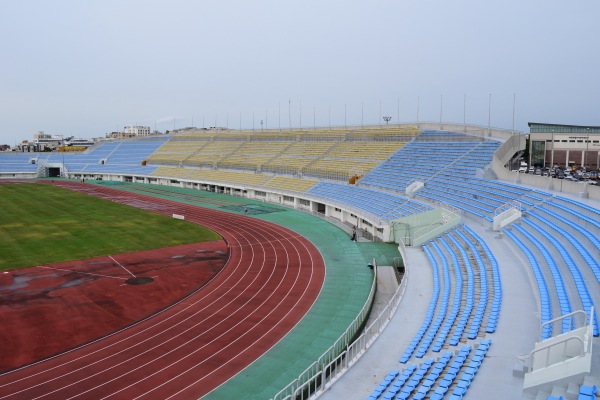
[0,181,326,400]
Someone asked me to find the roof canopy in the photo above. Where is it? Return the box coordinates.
[528,122,600,134]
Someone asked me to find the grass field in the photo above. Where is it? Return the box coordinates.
[0,183,221,270]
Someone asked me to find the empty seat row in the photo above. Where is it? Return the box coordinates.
[522,218,599,336]
[504,230,553,339]
[399,245,440,363]
[514,223,573,334]
[461,225,502,334]
[446,339,492,399]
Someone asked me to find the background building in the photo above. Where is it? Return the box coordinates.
[528,122,600,170]
[124,125,151,137]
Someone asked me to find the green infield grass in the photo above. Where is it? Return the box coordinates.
[0,183,221,270]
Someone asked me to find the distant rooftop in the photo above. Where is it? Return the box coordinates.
[528,122,600,134]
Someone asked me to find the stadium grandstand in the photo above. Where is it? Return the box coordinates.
[1,122,599,400]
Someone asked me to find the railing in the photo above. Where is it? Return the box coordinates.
[528,336,585,373]
[271,244,409,400]
[270,258,379,400]
[538,309,591,342]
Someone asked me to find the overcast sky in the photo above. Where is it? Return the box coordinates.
[1,0,598,144]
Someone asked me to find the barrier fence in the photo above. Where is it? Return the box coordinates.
[271,241,409,400]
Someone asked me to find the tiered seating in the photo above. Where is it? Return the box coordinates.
[429,345,473,399]
[369,366,416,400]
[533,207,600,284]
[462,225,502,333]
[0,153,40,173]
[348,126,419,141]
[300,129,348,141]
[326,142,406,161]
[185,169,273,187]
[263,176,318,193]
[523,218,599,336]
[307,182,431,222]
[171,130,220,139]
[441,234,475,346]
[359,140,499,192]
[303,142,406,180]
[217,141,290,170]
[184,141,243,167]
[400,244,440,363]
[79,164,158,175]
[451,231,490,339]
[412,352,453,399]
[446,340,492,399]
[417,130,470,139]
[415,241,451,357]
[147,139,208,164]
[303,159,381,180]
[514,222,573,334]
[397,224,497,369]
[250,131,300,141]
[262,142,336,174]
[577,385,598,400]
[372,341,491,400]
[504,229,554,339]
[151,166,193,179]
[548,197,600,231]
[431,237,462,350]
[104,140,166,165]
[32,140,162,174]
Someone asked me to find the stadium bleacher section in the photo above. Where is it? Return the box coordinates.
[2,126,599,400]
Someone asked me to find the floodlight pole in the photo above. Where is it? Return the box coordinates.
[585,127,590,168]
[416,96,420,129]
[488,93,492,136]
[439,94,443,130]
[550,129,555,169]
[463,93,467,133]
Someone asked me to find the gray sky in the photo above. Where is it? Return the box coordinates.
[1,0,598,145]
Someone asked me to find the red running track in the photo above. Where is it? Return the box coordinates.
[0,182,326,400]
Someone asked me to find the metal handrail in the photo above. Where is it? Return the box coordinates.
[538,309,589,342]
[527,336,585,372]
[271,258,379,400]
[271,245,410,400]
